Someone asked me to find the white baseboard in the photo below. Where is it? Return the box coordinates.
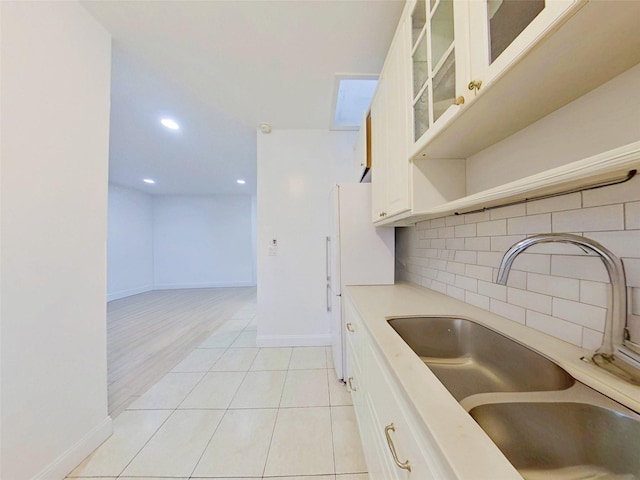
[106,285,153,302]
[256,333,332,347]
[33,415,112,480]
[154,281,255,290]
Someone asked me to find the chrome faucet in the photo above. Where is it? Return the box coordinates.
[496,233,640,384]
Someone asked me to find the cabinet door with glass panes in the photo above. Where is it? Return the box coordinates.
[468,0,583,95]
[410,0,468,144]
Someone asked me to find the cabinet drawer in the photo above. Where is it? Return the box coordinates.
[367,341,453,479]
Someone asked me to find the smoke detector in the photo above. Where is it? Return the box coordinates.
[259,123,272,134]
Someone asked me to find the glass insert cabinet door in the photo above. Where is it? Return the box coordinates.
[487,0,545,64]
[468,0,579,91]
[411,0,456,142]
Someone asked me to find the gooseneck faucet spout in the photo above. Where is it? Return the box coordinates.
[496,233,640,384]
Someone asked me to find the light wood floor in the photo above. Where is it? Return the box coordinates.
[107,287,256,416]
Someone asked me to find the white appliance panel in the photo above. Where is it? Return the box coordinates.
[329,183,394,380]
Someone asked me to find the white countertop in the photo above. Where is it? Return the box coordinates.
[345,282,640,480]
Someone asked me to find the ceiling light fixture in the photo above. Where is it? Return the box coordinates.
[160,118,180,130]
[143,178,155,184]
[236,179,246,184]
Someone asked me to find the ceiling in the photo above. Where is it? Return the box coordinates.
[82,0,405,195]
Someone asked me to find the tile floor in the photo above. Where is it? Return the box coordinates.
[68,302,368,480]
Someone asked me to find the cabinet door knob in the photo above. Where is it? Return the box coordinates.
[468,80,483,95]
[384,423,412,472]
[346,323,355,333]
[454,96,465,105]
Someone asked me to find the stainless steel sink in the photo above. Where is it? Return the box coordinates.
[470,402,640,479]
[387,316,574,400]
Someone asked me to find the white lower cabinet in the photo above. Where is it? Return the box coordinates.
[345,298,454,479]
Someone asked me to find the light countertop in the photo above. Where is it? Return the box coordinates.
[345,282,640,480]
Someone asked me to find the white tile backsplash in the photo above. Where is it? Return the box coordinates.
[508,287,552,315]
[478,280,507,302]
[455,275,478,292]
[551,255,608,282]
[477,219,507,237]
[465,291,491,310]
[582,177,640,207]
[587,230,640,258]
[527,272,579,301]
[490,203,526,220]
[526,192,582,215]
[579,280,609,308]
[552,204,624,232]
[552,297,606,332]
[455,223,477,238]
[526,310,583,345]
[489,299,525,324]
[507,213,551,234]
[626,201,640,230]
[508,252,551,274]
[396,179,640,349]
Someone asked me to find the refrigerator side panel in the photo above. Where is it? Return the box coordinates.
[329,185,341,296]
[338,183,395,287]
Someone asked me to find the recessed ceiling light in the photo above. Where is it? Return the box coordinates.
[143,178,155,184]
[160,118,180,130]
[236,179,246,184]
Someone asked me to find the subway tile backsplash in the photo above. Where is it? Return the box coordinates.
[396,176,640,349]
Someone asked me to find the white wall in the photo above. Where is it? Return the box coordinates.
[107,184,154,301]
[466,62,640,194]
[153,195,255,289]
[1,2,112,479]
[256,130,357,346]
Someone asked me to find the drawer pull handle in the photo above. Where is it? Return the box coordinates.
[347,376,357,392]
[346,323,355,333]
[384,423,411,472]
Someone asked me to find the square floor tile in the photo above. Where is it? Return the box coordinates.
[263,477,335,480]
[127,372,204,410]
[230,330,258,348]
[119,478,187,480]
[171,348,225,372]
[69,478,117,480]
[332,406,367,474]
[199,331,240,348]
[289,347,328,369]
[121,409,224,477]
[192,478,255,480]
[193,409,278,477]
[326,346,335,369]
[250,347,292,371]
[230,371,287,409]
[328,370,352,406]
[210,348,259,371]
[281,369,329,407]
[179,371,245,409]
[218,318,251,331]
[263,407,334,477]
[68,410,171,477]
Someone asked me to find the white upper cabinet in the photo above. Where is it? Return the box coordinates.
[371,16,412,223]
[368,0,640,226]
[467,0,581,93]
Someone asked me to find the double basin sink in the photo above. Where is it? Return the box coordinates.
[388,316,640,480]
